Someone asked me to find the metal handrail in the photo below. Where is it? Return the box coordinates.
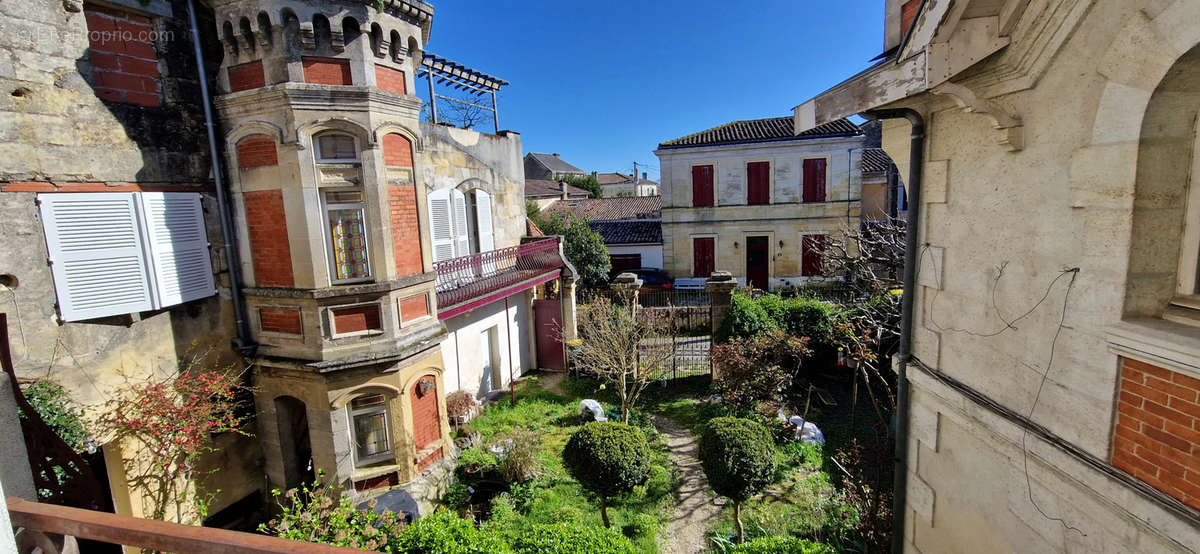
[433,237,562,309]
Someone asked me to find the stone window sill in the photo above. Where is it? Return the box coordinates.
[352,462,401,482]
[1106,318,1200,379]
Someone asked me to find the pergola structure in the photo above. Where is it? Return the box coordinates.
[418,53,509,133]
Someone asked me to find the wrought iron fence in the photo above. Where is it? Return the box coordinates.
[434,237,562,309]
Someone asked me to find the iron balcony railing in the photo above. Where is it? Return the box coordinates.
[434,237,563,311]
[6,497,365,553]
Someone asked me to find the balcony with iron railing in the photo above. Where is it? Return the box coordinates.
[6,497,364,553]
[434,237,566,319]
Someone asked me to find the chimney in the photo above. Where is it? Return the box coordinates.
[641,172,647,181]
[553,153,560,157]
[559,179,569,200]
[591,171,597,177]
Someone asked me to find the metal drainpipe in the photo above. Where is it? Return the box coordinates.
[861,108,924,554]
[187,0,255,355]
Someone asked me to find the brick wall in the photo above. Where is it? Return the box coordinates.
[259,307,301,335]
[1112,357,1200,510]
[411,376,441,450]
[418,448,443,472]
[375,65,407,95]
[399,294,428,323]
[331,304,382,335]
[382,133,413,167]
[84,3,162,107]
[236,134,278,168]
[302,56,352,85]
[244,190,294,287]
[389,185,423,277]
[228,60,266,92]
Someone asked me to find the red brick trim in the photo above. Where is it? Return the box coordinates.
[410,375,441,450]
[382,133,414,168]
[84,2,161,107]
[330,304,382,335]
[388,185,423,277]
[228,60,266,92]
[399,294,428,323]
[1,181,212,193]
[259,307,302,335]
[244,190,294,287]
[236,134,278,168]
[375,64,407,95]
[302,56,352,85]
[418,448,443,471]
[1112,356,1200,510]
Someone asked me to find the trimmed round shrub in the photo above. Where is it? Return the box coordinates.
[716,292,778,343]
[698,417,776,502]
[393,508,512,553]
[510,522,637,554]
[562,422,652,527]
[562,422,652,498]
[728,536,835,553]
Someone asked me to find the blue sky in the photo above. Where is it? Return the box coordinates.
[418,1,883,182]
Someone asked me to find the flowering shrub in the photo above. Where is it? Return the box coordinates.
[99,366,250,523]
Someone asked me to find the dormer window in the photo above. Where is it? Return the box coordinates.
[315,132,358,163]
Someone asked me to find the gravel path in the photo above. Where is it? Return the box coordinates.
[656,414,722,554]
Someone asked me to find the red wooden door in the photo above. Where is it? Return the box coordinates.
[802,158,827,203]
[692,165,714,207]
[747,162,770,205]
[693,237,715,278]
[534,299,565,371]
[746,236,769,290]
[802,234,827,276]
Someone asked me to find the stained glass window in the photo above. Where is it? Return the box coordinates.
[324,190,370,283]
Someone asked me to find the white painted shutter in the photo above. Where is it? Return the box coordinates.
[138,192,216,307]
[452,189,470,257]
[428,188,455,262]
[474,190,495,253]
[38,193,154,321]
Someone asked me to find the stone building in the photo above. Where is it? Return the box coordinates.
[796,0,1200,551]
[654,117,868,290]
[595,171,659,197]
[522,152,585,181]
[543,196,664,273]
[1,0,572,526]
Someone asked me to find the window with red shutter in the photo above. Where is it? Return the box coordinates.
[693,237,715,278]
[802,234,826,277]
[747,161,770,205]
[802,158,827,203]
[692,165,714,207]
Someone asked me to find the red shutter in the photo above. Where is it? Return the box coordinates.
[692,165,714,207]
[747,161,770,205]
[693,237,715,278]
[802,235,827,277]
[802,158,827,203]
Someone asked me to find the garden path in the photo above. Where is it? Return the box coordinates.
[655,414,722,554]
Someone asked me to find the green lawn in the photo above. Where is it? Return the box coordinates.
[462,374,678,553]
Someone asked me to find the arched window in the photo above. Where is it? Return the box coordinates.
[348,392,392,467]
[314,132,357,163]
[322,188,370,283]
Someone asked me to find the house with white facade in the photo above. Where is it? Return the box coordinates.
[654,117,869,290]
[544,196,663,273]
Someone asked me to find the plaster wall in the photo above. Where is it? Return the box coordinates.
[607,244,664,270]
[877,0,1200,550]
[439,291,533,398]
[656,136,864,287]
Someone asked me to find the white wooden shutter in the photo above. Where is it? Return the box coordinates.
[428,188,455,262]
[138,192,216,307]
[38,193,154,321]
[452,189,470,257]
[474,190,495,253]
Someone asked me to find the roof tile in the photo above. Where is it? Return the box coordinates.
[659,117,860,149]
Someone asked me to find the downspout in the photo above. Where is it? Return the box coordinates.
[187,0,255,355]
[861,108,924,554]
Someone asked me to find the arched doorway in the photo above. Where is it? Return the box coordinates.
[410,375,443,470]
[274,396,313,489]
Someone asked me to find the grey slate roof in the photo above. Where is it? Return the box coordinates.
[527,152,585,175]
[525,179,590,198]
[543,197,661,222]
[862,148,894,174]
[658,117,860,149]
[589,221,662,245]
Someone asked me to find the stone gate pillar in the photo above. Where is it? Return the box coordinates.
[706,271,737,338]
[611,272,642,310]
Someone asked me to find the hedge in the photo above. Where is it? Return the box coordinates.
[562,422,652,498]
[509,522,637,554]
[727,536,836,553]
[393,508,512,553]
[716,293,777,343]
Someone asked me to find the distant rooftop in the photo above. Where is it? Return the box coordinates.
[589,220,662,245]
[596,172,658,186]
[544,196,661,222]
[659,117,860,149]
[862,148,895,174]
[525,179,590,198]
[526,152,586,175]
